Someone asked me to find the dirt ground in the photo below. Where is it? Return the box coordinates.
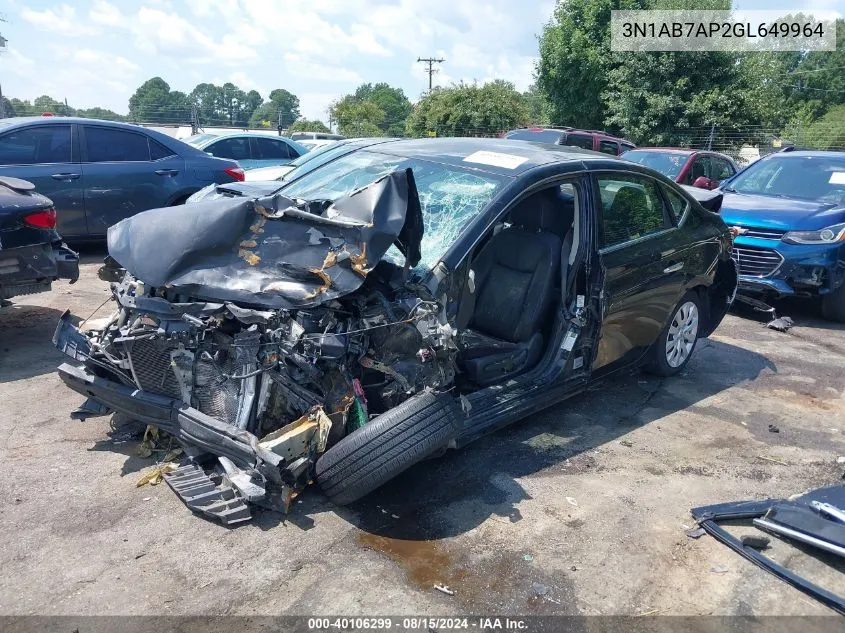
[1,251,844,617]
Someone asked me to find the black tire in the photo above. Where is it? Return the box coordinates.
[821,284,845,323]
[316,390,461,505]
[644,291,702,377]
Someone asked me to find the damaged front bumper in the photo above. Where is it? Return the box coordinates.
[0,240,79,300]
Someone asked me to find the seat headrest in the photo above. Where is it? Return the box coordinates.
[510,187,574,236]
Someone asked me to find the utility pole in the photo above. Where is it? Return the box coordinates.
[190,103,199,135]
[278,108,283,136]
[706,122,716,150]
[417,57,445,92]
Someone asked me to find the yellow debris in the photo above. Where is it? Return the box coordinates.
[136,463,178,487]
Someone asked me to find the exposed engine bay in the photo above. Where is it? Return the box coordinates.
[55,168,460,524]
[71,263,455,521]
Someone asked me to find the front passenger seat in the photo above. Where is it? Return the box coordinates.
[460,188,571,385]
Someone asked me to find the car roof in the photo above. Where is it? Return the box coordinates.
[626,147,695,155]
[361,137,617,175]
[764,150,845,159]
[507,127,634,143]
[0,116,148,128]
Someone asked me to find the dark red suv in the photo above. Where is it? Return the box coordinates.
[504,127,635,155]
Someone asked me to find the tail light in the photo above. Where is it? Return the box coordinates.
[24,207,57,229]
[224,167,245,182]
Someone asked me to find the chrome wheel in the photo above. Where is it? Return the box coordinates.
[665,301,699,368]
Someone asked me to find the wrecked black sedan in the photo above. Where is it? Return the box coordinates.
[53,139,737,524]
[0,176,78,302]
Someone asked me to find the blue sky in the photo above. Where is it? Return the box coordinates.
[0,0,842,122]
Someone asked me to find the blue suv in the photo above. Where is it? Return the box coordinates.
[717,150,845,321]
[0,117,244,240]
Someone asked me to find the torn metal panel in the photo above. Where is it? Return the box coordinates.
[691,484,845,615]
[106,169,423,310]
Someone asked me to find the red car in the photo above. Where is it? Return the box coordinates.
[504,127,635,156]
[621,148,739,189]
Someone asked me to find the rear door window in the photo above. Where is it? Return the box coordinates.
[597,174,671,248]
[206,137,251,161]
[562,134,594,150]
[0,125,72,165]
[710,157,735,181]
[85,127,150,162]
[661,186,689,225]
[684,155,711,184]
[599,140,619,155]
[255,137,293,160]
[150,139,177,160]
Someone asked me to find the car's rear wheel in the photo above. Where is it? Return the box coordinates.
[644,291,701,377]
[821,284,845,323]
[316,390,461,506]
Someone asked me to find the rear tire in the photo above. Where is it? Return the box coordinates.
[644,291,702,377]
[316,391,461,505]
[821,284,845,323]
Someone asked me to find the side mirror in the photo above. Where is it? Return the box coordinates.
[692,176,712,189]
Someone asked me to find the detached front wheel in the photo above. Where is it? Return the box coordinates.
[644,291,701,377]
[316,390,461,505]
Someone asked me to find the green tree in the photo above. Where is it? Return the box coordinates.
[249,88,301,128]
[75,107,126,121]
[331,99,385,137]
[287,118,331,133]
[350,83,412,135]
[129,77,190,123]
[405,80,530,137]
[793,104,845,150]
[522,83,549,125]
[603,49,746,145]
[536,0,631,128]
[190,82,222,124]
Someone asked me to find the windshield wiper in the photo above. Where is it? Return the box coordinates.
[720,186,737,193]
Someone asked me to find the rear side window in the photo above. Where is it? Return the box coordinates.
[255,137,293,160]
[711,157,735,181]
[684,155,711,184]
[662,186,689,224]
[207,137,250,160]
[597,174,670,248]
[0,125,72,165]
[599,140,619,155]
[86,127,150,162]
[150,139,176,160]
[562,134,593,150]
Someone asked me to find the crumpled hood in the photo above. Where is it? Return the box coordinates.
[719,191,844,230]
[107,169,423,309]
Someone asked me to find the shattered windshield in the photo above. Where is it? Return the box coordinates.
[280,150,508,268]
[622,150,688,178]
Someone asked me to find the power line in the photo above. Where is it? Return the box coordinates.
[417,56,445,92]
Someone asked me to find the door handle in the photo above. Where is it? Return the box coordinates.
[51,173,80,181]
[663,262,684,274]
[155,169,179,176]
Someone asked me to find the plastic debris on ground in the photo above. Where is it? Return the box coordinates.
[691,483,845,615]
[434,584,455,596]
[766,316,794,332]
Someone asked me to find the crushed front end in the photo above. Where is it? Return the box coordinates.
[54,170,457,524]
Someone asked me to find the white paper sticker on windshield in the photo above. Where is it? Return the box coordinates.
[463,150,528,169]
[829,172,845,184]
